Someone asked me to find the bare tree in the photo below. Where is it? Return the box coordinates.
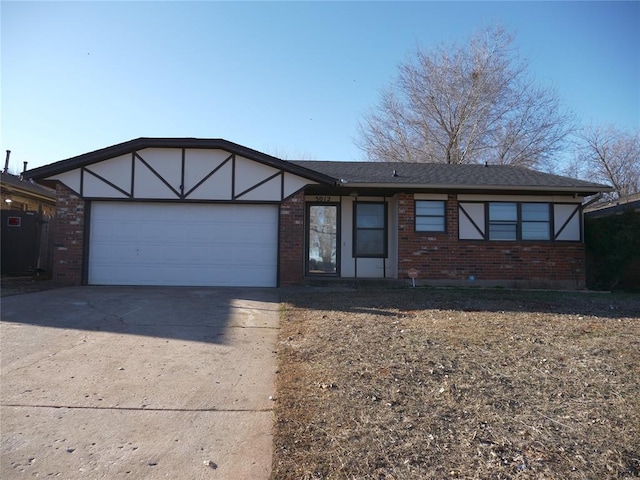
[265,146,318,161]
[357,26,574,169]
[571,124,640,200]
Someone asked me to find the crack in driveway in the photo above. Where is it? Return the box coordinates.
[0,330,91,376]
[85,301,140,325]
[1,287,279,479]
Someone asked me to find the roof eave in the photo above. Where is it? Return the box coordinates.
[24,138,337,186]
[1,183,56,202]
[339,182,613,196]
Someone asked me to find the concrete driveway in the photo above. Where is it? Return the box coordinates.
[0,286,280,479]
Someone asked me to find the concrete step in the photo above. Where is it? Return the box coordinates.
[303,276,406,289]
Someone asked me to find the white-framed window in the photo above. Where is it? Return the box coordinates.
[415,200,446,232]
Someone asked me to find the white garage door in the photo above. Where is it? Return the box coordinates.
[89,202,278,287]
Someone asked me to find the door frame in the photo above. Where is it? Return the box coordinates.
[305,202,341,277]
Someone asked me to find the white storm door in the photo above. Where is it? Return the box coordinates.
[89,202,278,287]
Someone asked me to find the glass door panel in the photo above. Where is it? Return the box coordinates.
[307,204,338,275]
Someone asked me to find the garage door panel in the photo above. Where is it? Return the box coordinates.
[89,202,278,287]
[89,264,274,287]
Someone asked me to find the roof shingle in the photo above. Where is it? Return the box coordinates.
[1,172,56,199]
[292,161,610,194]
[22,137,611,196]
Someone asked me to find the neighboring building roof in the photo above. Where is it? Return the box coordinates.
[292,161,611,196]
[584,193,640,217]
[1,172,56,201]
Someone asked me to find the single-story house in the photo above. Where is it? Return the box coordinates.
[26,138,611,289]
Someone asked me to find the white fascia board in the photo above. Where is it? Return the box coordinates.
[340,183,608,194]
[458,194,582,203]
[414,193,448,200]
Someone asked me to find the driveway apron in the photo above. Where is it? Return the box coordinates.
[0,286,280,479]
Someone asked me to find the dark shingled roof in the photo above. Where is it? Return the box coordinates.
[25,138,336,185]
[584,193,640,217]
[291,161,611,194]
[1,172,56,199]
[22,137,611,196]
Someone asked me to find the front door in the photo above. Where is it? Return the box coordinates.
[306,203,340,275]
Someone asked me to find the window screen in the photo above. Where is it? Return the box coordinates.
[354,203,387,257]
[415,200,445,232]
[522,203,550,240]
[489,203,517,240]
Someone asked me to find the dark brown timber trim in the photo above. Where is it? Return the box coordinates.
[184,153,233,198]
[134,152,181,198]
[83,168,132,198]
[235,171,282,200]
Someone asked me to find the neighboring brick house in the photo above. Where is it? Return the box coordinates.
[26,138,610,289]
[1,171,56,215]
[1,172,56,275]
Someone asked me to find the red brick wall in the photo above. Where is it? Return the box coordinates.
[397,192,586,289]
[52,183,85,285]
[279,191,305,286]
[48,186,585,288]
[50,185,308,287]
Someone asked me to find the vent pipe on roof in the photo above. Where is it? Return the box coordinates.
[22,161,28,174]
[3,150,10,174]
[392,169,398,177]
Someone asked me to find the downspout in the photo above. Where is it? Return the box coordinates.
[581,192,603,247]
[353,194,358,280]
[383,196,387,279]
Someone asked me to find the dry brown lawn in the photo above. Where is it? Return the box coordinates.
[272,288,640,480]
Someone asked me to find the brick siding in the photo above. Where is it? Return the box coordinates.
[47,186,586,288]
[397,192,586,289]
[52,183,85,285]
[49,186,308,287]
[279,191,305,286]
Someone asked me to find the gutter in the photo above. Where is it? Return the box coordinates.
[1,184,57,203]
[338,182,613,195]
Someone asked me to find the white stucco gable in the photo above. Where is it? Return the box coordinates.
[44,146,320,202]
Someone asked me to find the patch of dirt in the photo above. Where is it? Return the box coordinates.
[272,288,640,479]
[1,276,64,297]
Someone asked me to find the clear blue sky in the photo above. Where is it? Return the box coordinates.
[2,1,639,171]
